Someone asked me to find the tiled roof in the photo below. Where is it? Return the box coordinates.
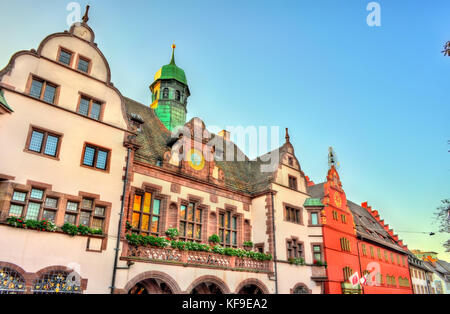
[123,97,279,195]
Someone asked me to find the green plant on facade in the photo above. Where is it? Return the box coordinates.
[313,260,327,267]
[61,223,103,237]
[288,257,306,266]
[165,228,179,240]
[7,217,56,232]
[243,241,254,248]
[208,234,220,244]
[125,221,133,233]
[125,234,272,261]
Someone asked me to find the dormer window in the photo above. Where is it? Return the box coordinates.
[163,88,169,99]
[77,56,91,73]
[58,48,73,66]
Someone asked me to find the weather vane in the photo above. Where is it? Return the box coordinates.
[442,41,450,56]
[328,147,336,168]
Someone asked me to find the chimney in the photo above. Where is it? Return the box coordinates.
[218,130,230,141]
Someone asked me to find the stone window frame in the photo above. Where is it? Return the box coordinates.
[80,142,111,173]
[311,242,324,263]
[2,181,111,250]
[25,73,60,105]
[76,92,105,121]
[129,185,167,237]
[283,202,303,225]
[217,205,242,248]
[286,236,304,260]
[177,195,208,243]
[75,54,92,75]
[306,207,322,226]
[8,186,46,221]
[23,124,63,161]
[57,46,75,67]
[288,175,298,191]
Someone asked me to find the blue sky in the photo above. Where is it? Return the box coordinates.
[1,0,449,259]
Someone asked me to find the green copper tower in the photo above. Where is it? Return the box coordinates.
[150,44,190,132]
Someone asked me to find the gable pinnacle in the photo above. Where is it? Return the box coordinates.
[82,5,90,23]
[170,43,176,65]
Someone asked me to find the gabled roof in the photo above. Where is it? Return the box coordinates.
[307,183,405,253]
[124,97,281,195]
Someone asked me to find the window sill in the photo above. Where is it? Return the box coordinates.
[80,164,110,174]
[0,221,106,239]
[23,149,60,161]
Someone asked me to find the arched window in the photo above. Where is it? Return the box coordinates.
[175,90,181,101]
[293,285,310,294]
[32,270,81,294]
[163,88,169,99]
[0,267,26,294]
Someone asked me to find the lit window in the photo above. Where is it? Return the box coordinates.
[218,210,237,247]
[131,192,161,236]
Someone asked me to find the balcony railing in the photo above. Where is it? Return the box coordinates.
[121,243,272,273]
[311,266,327,280]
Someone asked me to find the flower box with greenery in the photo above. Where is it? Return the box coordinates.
[165,228,179,240]
[125,221,133,233]
[288,257,305,266]
[6,216,102,237]
[7,216,56,232]
[61,223,103,237]
[243,241,254,251]
[125,233,272,262]
[208,234,220,245]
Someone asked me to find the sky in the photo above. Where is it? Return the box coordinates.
[0,0,449,260]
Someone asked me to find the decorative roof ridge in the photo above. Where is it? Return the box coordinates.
[361,201,408,251]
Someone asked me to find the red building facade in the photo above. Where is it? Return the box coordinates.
[307,166,413,294]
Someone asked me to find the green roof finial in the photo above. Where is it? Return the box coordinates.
[170,43,176,65]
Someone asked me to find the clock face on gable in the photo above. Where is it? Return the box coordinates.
[188,148,205,171]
